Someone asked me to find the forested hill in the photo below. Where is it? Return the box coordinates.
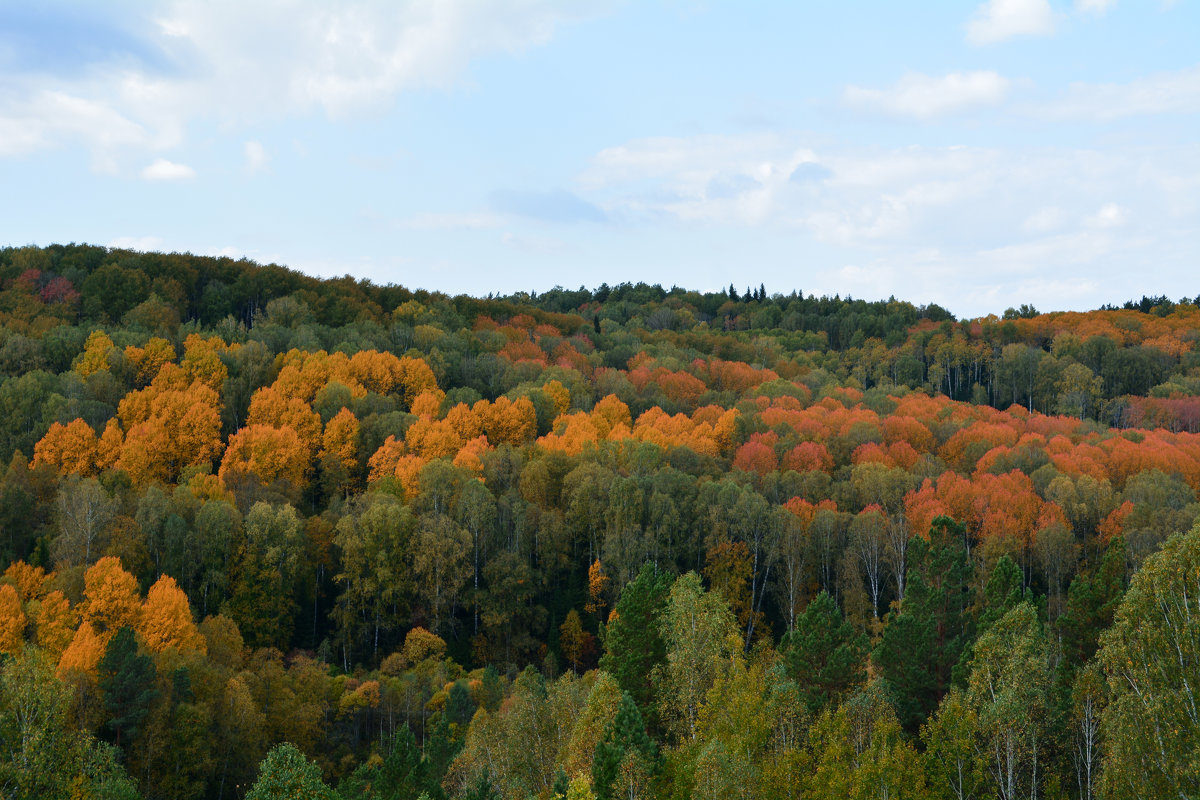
[1,242,1198,799]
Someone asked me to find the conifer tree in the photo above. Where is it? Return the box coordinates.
[98,626,159,748]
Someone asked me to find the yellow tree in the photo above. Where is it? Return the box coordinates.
[79,556,141,637]
[74,329,115,377]
[3,561,50,601]
[57,620,106,676]
[139,575,206,654]
[35,590,75,661]
[0,584,25,653]
[321,408,359,472]
[31,419,99,476]
[117,371,224,483]
[247,386,323,456]
[219,424,310,493]
[124,336,177,386]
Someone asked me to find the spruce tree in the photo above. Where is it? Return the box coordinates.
[599,563,670,726]
[98,626,159,748]
[592,692,658,800]
[781,591,868,714]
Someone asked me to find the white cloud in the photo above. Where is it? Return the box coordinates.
[0,1,607,170]
[141,158,195,180]
[1075,0,1115,12]
[244,140,268,173]
[1086,202,1127,228]
[1028,65,1200,121]
[843,71,1011,118]
[967,0,1055,44]
[572,132,1200,315]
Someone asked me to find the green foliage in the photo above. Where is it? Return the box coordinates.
[599,563,671,726]
[1098,522,1200,800]
[0,245,1196,800]
[98,626,159,747]
[781,591,867,715]
[592,691,658,800]
[873,522,972,732]
[247,743,335,800]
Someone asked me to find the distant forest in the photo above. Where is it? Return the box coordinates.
[0,243,1197,800]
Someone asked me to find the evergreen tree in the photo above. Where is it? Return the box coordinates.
[339,725,436,800]
[781,591,867,714]
[98,626,159,748]
[873,519,973,732]
[599,563,670,726]
[1057,537,1125,667]
[592,692,658,800]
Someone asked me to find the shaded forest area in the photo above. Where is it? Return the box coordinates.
[0,243,1198,799]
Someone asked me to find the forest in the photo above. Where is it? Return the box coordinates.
[0,242,1198,799]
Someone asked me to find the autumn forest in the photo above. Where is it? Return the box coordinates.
[1,243,1199,800]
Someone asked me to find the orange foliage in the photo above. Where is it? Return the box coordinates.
[367,436,407,482]
[124,337,176,386]
[58,621,105,676]
[1099,500,1134,543]
[139,575,206,654]
[35,590,74,661]
[322,408,360,472]
[219,424,310,490]
[0,584,25,653]
[475,396,537,446]
[79,556,141,636]
[733,439,778,475]
[117,370,224,483]
[3,561,50,601]
[96,419,123,471]
[452,435,492,477]
[31,419,99,476]
[783,441,834,474]
[247,386,322,454]
[882,415,936,452]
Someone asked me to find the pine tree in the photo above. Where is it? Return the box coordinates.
[873,520,972,732]
[98,626,159,747]
[781,591,868,714]
[599,564,670,725]
[592,692,658,800]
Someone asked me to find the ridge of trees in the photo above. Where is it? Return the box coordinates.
[0,243,1197,798]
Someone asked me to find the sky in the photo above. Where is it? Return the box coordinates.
[0,0,1197,318]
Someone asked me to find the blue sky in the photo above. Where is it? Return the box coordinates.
[0,0,1197,317]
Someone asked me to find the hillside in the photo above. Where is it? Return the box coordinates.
[0,243,1197,799]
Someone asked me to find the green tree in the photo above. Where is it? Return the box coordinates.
[804,680,926,800]
[964,602,1051,800]
[592,692,658,800]
[1098,522,1200,799]
[1056,538,1124,668]
[246,742,334,800]
[873,521,972,732]
[781,591,867,715]
[339,725,437,800]
[921,688,983,800]
[98,626,160,748]
[652,572,742,743]
[0,647,140,800]
[225,502,307,649]
[333,493,415,662]
[600,563,670,724]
